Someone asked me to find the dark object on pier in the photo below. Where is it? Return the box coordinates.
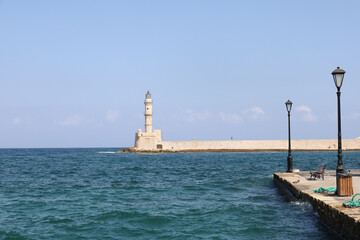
[310,164,327,180]
[336,169,354,196]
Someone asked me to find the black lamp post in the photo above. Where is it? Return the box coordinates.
[332,67,346,174]
[285,100,293,172]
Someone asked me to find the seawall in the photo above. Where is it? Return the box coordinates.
[122,138,360,153]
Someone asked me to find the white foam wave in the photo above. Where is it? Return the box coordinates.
[291,200,313,211]
[97,151,116,154]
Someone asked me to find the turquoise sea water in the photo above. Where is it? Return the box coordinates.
[1,149,359,239]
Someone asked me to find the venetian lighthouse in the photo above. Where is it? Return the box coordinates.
[134,91,163,150]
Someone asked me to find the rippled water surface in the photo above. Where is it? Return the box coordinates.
[2,149,359,239]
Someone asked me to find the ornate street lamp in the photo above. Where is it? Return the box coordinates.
[285,100,293,172]
[332,67,345,174]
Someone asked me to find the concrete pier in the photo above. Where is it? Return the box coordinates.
[274,170,360,239]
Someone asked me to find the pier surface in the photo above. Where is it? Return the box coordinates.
[274,170,360,239]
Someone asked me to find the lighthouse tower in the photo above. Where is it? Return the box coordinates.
[134,91,162,150]
[144,90,153,133]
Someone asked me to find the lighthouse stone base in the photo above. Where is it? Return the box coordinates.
[134,129,163,151]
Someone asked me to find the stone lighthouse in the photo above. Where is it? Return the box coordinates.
[144,90,153,133]
[134,91,163,150]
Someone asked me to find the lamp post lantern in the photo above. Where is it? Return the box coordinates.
[285,100,293,172]
[332,67,345,174]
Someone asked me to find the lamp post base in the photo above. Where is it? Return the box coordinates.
[336,165,345,174]
[287,155,293,172]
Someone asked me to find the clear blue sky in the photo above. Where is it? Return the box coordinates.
[1,0,360,148]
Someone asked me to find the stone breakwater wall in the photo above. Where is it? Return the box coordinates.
[124,139,360,153]
[161,139,360,151]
